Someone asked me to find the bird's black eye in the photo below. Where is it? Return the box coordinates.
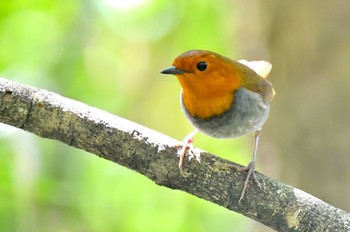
[197,61,207,71]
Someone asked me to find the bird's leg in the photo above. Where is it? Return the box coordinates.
[176,129,199,176]
[238,130,262,203]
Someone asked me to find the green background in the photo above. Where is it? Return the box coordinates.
[1,0,350,231]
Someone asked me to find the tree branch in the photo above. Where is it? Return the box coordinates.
[0,77,349,231]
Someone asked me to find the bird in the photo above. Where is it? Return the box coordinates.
[160,49,275,202]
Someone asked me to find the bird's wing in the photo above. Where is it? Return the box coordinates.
[238,60,272,79]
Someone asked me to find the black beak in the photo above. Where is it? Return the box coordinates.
[160,66,186,75]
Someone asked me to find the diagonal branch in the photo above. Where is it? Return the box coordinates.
[0,77,349,231]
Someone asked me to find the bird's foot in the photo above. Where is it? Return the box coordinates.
[176,131,200,177]
[237,161,262,203]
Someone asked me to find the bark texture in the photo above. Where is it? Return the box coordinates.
[0,78,349,231]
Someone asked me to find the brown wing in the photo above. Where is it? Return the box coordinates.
[237,61,275,103]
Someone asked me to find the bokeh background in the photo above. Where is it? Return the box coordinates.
[1,0,350,231]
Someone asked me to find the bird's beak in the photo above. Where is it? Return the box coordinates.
[160,66,186,75]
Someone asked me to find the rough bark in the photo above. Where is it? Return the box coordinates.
[0,77,349,232]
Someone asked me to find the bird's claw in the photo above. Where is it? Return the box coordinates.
[176,133,201,177]
[238,161,262,203]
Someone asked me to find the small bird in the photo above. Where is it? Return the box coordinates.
[161,50,275,202]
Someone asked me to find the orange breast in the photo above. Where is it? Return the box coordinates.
[181,90,234,119]
[178,70,243,119]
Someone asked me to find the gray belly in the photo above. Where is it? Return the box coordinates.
[181,88,270,138]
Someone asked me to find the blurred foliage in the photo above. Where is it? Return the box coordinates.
[0,0,253,231]
[1,0,350,231]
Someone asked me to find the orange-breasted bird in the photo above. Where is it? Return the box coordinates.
[161,50,275,202]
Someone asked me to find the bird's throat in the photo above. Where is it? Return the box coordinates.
[181,90,234,119]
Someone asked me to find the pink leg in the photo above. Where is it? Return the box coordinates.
[238,130,263,203]
[177,129,199,176]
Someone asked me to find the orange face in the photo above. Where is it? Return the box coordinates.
[171,50,244,100]
[162,50,244,119]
